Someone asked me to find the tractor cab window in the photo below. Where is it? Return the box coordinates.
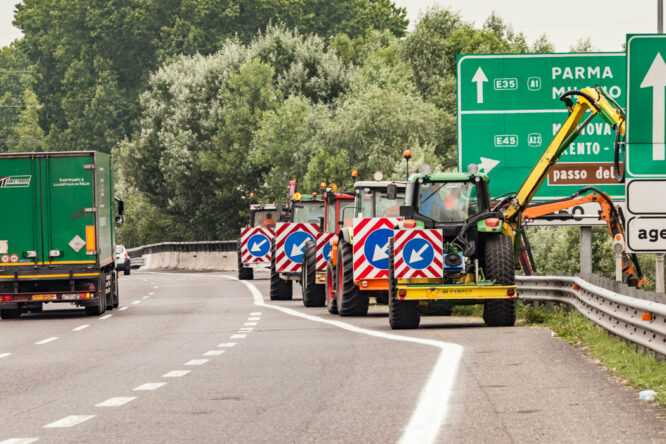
[417,182,479,222]
[339,200,354,228]
[253,210,278,227]
[356,187,404,218]
[292,201,325,224]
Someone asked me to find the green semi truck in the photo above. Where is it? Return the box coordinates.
[0,151,124,319]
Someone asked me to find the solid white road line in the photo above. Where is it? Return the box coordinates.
[95,397,136,407]
[234,278,464,444]
[72,324,90,332]
[163,370,191,378]
[99,314,112,320]
[35,337,58,345]
[0,353,11,358]
[218,342,236,348]
[204,350,225,356]
[250,312,262,316]
[44,415,95,428]
[119,306,129,311]
[244,322,257,326]
[185,359,209,366]
[0,438,39,444]
[133,382,166,391]
[131,300,141,305]
[230,334,247,339]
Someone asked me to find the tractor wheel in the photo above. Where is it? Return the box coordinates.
[269,241,292,300]
[482,234,516,327]
[325,263,338,314]
[0,309,21,319]
[237,239,254,280]
[302,241,325,307]
[336,240,368,316]
[388,238,420,329]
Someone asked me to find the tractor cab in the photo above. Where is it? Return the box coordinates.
[323,187,355,234]
[353,181,407,219]
[289,193,325,224]
[249,203,282,228]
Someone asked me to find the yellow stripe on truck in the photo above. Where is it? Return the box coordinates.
[398,284,516,301]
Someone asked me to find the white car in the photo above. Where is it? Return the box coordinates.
[115,245,131,275]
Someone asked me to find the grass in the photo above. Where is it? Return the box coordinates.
[519,303,666,406]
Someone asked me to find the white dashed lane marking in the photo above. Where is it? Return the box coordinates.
[133,382,166,391]
[131,301,141,305]
[99,314,112,320]
[218,343,236,348]
[204,350,225,356]
[44,415,95,428]
[238,328,253,332]
[244,322,257,326]
[0,353,11,358]
[250,312,261,316]
[142,296,149,300]
[95,397,136,407]
[118,307,128,311]
[163,370,191,378]
[72,324,90,332]
[248,317,260,321]
[185,359,209,366]
[149,292,155,296]
[35,337,58,345]
[230,334,246,339]
[0,438,39,444]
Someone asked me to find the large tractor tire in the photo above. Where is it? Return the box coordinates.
[237,239,254,280]
[388,238,420,329]
[269,241,292,301]
[482,234,516,327]
[301,241,325,307]
[336,240,368,316]
[325,263,338,314]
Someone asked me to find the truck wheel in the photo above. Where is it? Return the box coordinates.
[86,277,107,316]
[237,239,254,280]
[302,242,325,307]
[0,309,21,319]
[325,263,338,314]
[388,238,420,329]
[112,270,119,308]
[336,240,368,316]
[482,234,516,327]
[269,241,292,300]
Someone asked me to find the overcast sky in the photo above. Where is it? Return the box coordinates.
[0,0,662,51]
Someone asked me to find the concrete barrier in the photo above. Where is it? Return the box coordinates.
[141,251,237,272]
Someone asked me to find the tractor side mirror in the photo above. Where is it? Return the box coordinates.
[399,205,414,219]
[386,184,397,200]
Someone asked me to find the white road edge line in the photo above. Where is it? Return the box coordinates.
[133,382,166,391]
[44,415,95,428]
[0,353,11,358]
[231,277,463,444]
[72,324,90,331]
[95,397,136,407]
[35,337,58,345]
[0,438,39,444]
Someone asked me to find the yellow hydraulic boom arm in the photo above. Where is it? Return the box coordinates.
[502,87,626,228]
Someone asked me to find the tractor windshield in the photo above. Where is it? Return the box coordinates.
[292,201,325,224]
[357,188,404,218]
[417,181,480,222]
[252,210,278,227]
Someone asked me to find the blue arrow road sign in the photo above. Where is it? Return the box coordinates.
[285,231,315,264]
[247,234,270,257]
[323,242,331,261]
[403,238,434,270]
[364,228,394,270]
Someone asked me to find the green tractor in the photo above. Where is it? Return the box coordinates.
[388,172,516,329]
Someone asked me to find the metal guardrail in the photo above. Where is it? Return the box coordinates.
[126,241,236,257]
[517,275,666,358]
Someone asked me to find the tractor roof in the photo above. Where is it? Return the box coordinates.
[250,204,279,210]
[353,180,407,189]
[408,172,489,183]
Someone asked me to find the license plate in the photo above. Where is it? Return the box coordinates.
[33,294,57,301]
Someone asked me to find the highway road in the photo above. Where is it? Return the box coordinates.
[0,270,664,443]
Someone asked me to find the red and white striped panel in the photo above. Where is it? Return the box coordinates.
[274,222,320,273]
[352,217,401,280]
[240,227,274,265]
[393,229,444,279]
[316,233,335,271]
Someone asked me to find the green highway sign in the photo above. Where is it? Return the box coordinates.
[457,53,626,201]
[626,35,666,177]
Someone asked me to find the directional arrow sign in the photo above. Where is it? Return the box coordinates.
[408,243,430,264]
[404,238,435,270]
[247,234,270,257]
[284,231,315,263]
[458,53,626,204]
[626,35,666,177]
[250,238,268,252]
[472,67,488,104]
[372,241,389,262]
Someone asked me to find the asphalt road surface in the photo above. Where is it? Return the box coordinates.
[0,270,664,443]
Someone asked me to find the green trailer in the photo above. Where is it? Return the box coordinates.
[0,151,125,318]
